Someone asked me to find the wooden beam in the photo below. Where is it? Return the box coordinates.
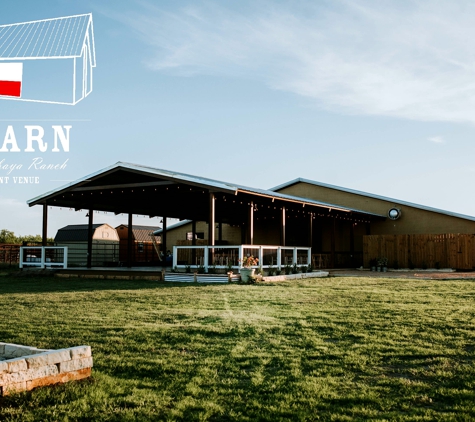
[280,206,286,246]
[209,193,215,267]
[248,201,254,245]
[87,209,93,268]
[209,193,215,246]
[162,217,167,264]
[72,181,176,192]
[191,220,196,265]
[127,214,133,268]
[42,204,48,246]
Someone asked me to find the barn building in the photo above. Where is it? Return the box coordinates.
[54,223,119,267]
[30,162,475,270]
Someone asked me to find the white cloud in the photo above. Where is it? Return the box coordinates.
[118,0,475,124]
[428,136,445,143]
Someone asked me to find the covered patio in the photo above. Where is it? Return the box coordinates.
[26,162,385,271]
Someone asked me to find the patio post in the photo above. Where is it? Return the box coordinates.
[248,201,254,245]
[191,220,196,265]
[162,217,167,265]
[42,203,48,246]
[350,217,355,267]
[87,209,93,268]
[127,214,133,268]
[208,193,215,268]
[280,206,286,246]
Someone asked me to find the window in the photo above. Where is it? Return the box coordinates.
[186,232,204,240]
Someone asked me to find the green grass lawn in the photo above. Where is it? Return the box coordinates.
[0,273,474,421]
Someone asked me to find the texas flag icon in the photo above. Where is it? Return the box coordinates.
[0,63,23,98]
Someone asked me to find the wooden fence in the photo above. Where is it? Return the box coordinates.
[363,234,475,270]
[0,244,21,265]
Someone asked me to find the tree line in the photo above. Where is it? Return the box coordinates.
[0,229,54,244]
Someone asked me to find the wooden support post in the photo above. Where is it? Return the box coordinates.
[248,201,254,245]
[87,209,93,268]
[208,193,215,266]
[280,206,286,246]
[191,220,196,265]
[42,204,48,246]
[127,213,133,268]
[162,217,167,265]
[350,218,355,266]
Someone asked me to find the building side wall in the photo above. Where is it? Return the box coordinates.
[93,225,119,241]
[55,240,119,266]
[277,183,475,235]
[163,222,242,248]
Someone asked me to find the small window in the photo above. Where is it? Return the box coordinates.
[138,242,144,252]
[186,232,204,240]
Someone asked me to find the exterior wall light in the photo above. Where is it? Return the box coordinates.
[388,208,402,220]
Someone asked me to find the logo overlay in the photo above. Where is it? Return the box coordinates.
[0,13,95,105]
[0,13,96,186]
[0,63,23,97]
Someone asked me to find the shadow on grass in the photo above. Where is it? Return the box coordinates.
[0,275,237,295]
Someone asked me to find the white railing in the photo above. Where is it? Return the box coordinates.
[172,244,311,270]
[19,246,68,269]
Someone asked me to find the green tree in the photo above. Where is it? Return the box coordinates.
[0,229,17,244]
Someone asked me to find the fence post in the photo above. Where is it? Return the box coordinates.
[259,246,263,268]
[173,246,177,269]
[40,246,46,269]
[293,248,297,266]
[204,246,209,271]
[19,246,23,269]
[277,246,281,269]
[63,247,68,269]
[307,248,311,266]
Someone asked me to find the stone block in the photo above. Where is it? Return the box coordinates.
[0,343,5,354]
[7,358,27,373]
[59,357,93,373]
[0,361,8,374]
[2,381,27,395]
[69,346,92,360]
[4,344,39,358]
[26,368,91,390]
[6,364,59,384]
[25,349,71,369]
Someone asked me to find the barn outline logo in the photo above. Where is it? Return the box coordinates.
[0,13,96,105]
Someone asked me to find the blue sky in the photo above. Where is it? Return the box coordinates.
[1,0,475,236]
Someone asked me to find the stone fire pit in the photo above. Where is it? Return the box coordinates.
[0,342,93,396]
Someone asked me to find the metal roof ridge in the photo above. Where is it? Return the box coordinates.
[270,177,475,222]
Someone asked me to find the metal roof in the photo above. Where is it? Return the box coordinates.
[54,223,108,242]
[117,224,162,242]
[27,162,385,218]
[153,220,192,235]
[0,13,95,62]
[271,177,475,223]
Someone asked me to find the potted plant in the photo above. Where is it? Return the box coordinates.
[378,257,388,272]
[239,255,258,282]
[369,258,377,271]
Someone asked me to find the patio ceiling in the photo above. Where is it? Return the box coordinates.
[28,162,386,224]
